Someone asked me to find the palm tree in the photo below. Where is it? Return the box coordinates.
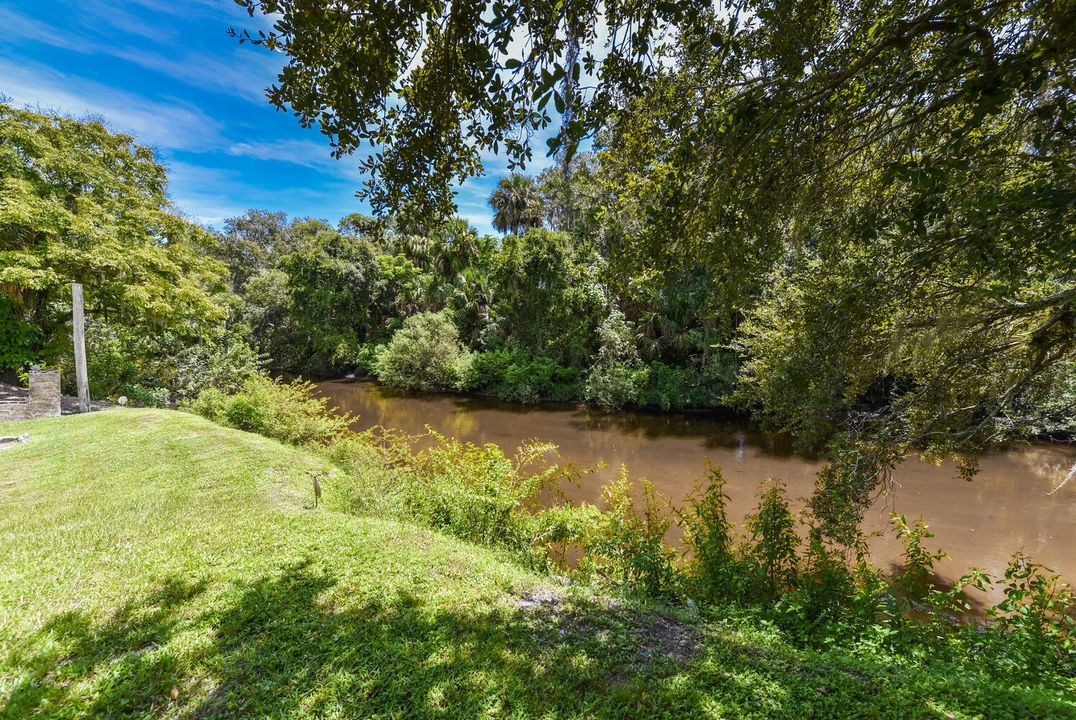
[488,174,544,235]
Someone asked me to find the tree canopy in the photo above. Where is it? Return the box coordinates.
[0,104,228,366]
[488,173,544,235]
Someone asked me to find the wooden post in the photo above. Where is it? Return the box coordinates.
[71,282,90,413]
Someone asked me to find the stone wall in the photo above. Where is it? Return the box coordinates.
[0,370,61,422]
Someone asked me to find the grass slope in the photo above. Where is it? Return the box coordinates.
[0,409,1071,719]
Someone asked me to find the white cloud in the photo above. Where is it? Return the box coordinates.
[1,5,280,103]
[226,139,361,177]
[0,58,224,152]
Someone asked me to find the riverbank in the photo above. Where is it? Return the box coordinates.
[316,378,1076,605]
[2,409,1072,718]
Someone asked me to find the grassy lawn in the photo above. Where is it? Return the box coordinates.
[0,409,1072,719]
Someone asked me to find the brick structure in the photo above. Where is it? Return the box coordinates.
[0,369,62,422]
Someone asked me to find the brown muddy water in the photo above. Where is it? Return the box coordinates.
[317,380,1076,604]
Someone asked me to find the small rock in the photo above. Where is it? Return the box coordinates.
[117,396,128,406]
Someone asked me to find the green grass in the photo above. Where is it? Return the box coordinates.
[0,409,1072,719]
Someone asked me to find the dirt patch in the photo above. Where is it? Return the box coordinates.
[514,586,700,678]
[630,611,700,663]
[0,434,29,451]
[515,585,562,611]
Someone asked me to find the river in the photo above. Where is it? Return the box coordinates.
[317,379,1076,603]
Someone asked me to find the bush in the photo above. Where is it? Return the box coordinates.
[742,480,800,601]
[172,333,265,401]
[470,347,581,402]
[351,428,593,565]
[56,321,263,406]
[635,357,739,410]
[353,342,384,377]
[584,309,641,409]
[184,375,352,446]
[375,311,473,392]
[985,554,1076,680]
[681,465,741,601]
[583,361,640,409]
[0,297,41,371]
[582,470,677,597]
[891,514,948,602]
[120,384,171,408]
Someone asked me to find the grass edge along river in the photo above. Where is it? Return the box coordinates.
[0,407,1074,718]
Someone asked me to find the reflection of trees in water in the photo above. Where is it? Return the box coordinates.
[565,406,801,459]
[321,380,807,461]
[1007,445,1076,495]
[444,408,479,438]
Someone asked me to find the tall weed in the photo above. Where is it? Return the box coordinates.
[680,465,741,602]
[582,470,677,597]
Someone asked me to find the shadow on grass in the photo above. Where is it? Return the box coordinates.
[4,564,1073,719]
[4,576,209,718]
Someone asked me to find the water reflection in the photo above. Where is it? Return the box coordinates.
[317,380,1076,602]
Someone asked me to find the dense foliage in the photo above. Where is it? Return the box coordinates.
[0,102,730,411]
[374,311,473,391]
[0,104,233,395]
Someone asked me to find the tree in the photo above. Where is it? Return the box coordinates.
[488,174,545,235]
[0,103,228,369]
[231,0,684,219]
[231,1,1074,489]
[537,152,603,238]
[491,228,605,365]
[209,209,291,290]
[279,220,382,372]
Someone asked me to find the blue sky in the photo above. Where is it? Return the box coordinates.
[0,0,551,234]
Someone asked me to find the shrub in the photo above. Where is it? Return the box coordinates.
[470,347,582,402]
[120,384,171,408]
[383,429,590,562]
[584,309,641,409]
[0,297,40,371]
[742,480,800,601]
[375,311,473,391]
[680,465,742,601]
[891,514,948,602]
[583,361,640,409]
[635,357,739,410]
[58,321,262,406]
[184,375,352,446]
[985,554,1076,679]
[354,342,384,377]
[582,470,677,597]
[172,333,265,401]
